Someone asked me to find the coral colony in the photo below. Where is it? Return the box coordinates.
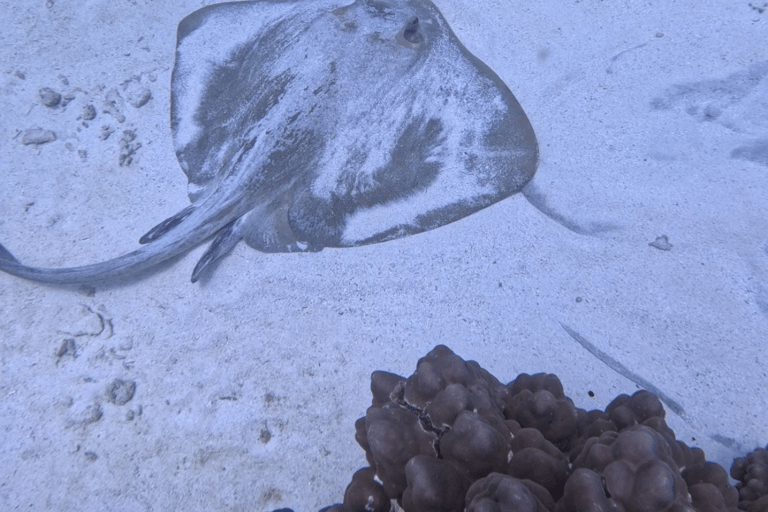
[275,345,768,512]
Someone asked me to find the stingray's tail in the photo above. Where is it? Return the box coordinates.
[0,201,244,285]
[0,241,162,285]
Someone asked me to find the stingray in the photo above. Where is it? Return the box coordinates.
[0,0,538,285]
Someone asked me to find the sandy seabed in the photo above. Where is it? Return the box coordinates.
[0,1,766,510]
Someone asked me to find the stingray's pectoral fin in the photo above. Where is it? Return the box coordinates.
[190,218,243,283]
[0,243,21,264]
[139,205,195,244]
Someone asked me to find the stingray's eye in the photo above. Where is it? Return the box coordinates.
[402,16,421,44]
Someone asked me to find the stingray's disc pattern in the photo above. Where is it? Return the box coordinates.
[0,0,538,285]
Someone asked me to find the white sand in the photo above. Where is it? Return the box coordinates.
[1,1,766,510]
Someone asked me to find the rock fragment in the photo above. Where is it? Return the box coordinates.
[22,128,56,145]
